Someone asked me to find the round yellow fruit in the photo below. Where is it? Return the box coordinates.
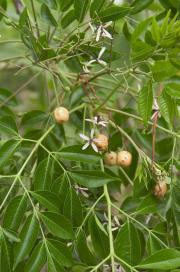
[104,152,117,166]
[54,107,69,124]
[93,134,108,151]
[117,151,132,167]
[154,181,167,198]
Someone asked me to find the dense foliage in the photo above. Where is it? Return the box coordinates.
[0,0,179,271]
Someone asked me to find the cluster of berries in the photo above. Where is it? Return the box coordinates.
[53,107,167,198]
[104,151,132,167]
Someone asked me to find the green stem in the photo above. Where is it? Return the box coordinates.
[115,254,139,272]
[90,255,110,272]
[101,160,115,272]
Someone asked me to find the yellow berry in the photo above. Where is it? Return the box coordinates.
[117,151,132,167]
[154,181,167,198]
[54,107,69,124]
[93,134,108,151]
[104,152,117,166]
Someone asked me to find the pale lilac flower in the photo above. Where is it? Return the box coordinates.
[89,21,113,41]
[79,129,98,152]
[85,116,108,127]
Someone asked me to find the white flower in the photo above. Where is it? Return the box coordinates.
[79,129,98,152]
[85,116,108,127]
[152,98,159,111]
[89,21,113,42]
[83,47,107,73]
[103,213,120,231]
[74,184,89,198]
[151,98,161,120]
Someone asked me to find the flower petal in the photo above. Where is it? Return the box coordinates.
[89,22,95,33]
[86,59,96,66]
[104,21,112,28]
[91,142,99,153]
[102,29,113,39]
[90,128,95,138]
[99,121,107,127]
[82,142,90,150]
[85,118,94,123]
[83,65,90,73]
[79,133,89,141]
[98,59,107,66]
[98,46,106,59]
[96,26,102,42]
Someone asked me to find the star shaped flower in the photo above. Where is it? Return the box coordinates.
[79,129,98,152]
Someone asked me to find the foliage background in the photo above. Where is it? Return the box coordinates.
[0,0,179,271]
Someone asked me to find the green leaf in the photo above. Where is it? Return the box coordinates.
[0,140,21,170]
[31,191,60,212]
[151,17,160,43]
[34,157,53,191]
[69,170,116,188]
[90,0,106,18]
[138,81,153,125]
[137,249,180,270]
[40,4,58,26]
[131,0,153,14]
[25,242,46,272]
[14,214,39,268]
[0,116,18,136]
[159,91,177,126]
[151,60,178,82]
[61,9,76,29]
[0,235,13,271]
[21,110,48,127]
[63,187,83,227]
[37,0,57,9]
[147,234,164,255]
[89,216,109,258]
[40,211,74,239]
[2,228,20,243]
[172,183,180,237]
[3,195,27,231]
[46,239,73,267]
[0,0,7,20]
[58,145,101,163]
[161,10,171,36]
[51,176,70,209]
[132,41,154,61]
[99,6,130,22]
[135,194,157,215]
[58,0,73,11]
[74,0,91,23]
[76,230,96,265]
[0,88,17,106]
[123,21,132,41]
[132,17,152,43]
[115,221,142,265]
[165,83,180,99]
